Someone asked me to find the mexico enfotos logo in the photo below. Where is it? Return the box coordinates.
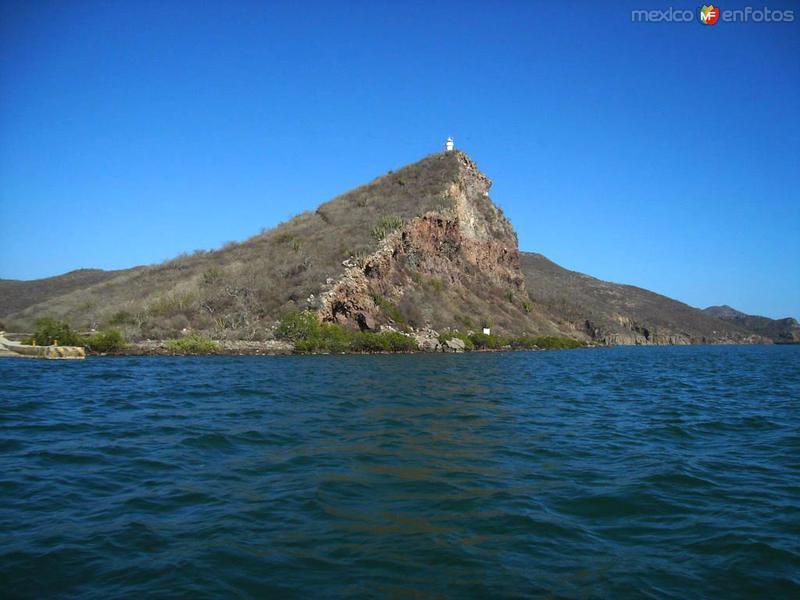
[632,5,795,23]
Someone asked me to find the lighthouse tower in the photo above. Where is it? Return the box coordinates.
[445,137,454,152]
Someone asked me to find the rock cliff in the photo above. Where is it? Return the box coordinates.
[316,152,556,334]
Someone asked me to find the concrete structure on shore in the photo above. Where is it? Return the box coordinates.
[0,333,85,359]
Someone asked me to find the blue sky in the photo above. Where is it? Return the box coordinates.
[1,1,798,318]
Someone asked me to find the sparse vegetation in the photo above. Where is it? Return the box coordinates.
[109,310,135,326]
[371,294,405,324]
[424,277,444,292]
[201,266,223,286]
[147,292,195,317]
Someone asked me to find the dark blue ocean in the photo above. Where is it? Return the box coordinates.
[1,346,798,599]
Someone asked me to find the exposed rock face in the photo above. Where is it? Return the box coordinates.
[317,153,547,335]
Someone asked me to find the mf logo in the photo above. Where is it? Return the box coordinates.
[700,4,720,24]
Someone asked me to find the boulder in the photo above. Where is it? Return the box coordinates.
[414,329,441,352]
[443,338,465,352]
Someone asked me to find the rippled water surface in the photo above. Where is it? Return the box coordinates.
[1,346,799,598]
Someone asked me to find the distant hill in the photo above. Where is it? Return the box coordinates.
[0,151,782,345]
[702,306,800,344]
[0,268,133,320]
[519,253,764,344]
[704,305,747,319]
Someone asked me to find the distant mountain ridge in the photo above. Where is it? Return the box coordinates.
[0,151,790,345]
[702,306,800,344]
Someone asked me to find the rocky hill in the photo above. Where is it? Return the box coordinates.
[0,151,786,345]
[703,306,800,343]
[0,152,568,340]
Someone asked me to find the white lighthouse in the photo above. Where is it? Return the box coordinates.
[445,137,454,152]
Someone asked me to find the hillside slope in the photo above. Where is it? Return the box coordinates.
[520,253,765,344]
[703,306,800,343]
[1,152,568,339]
[0,268,133,318]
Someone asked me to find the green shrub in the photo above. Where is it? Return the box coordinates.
[164,334,218,354]
[85,329,126,352]
[277,309,419,354]
[510,336,584,350]
[381,331,417,351]
[349,331,417,353]
[30,318,84,347]
[294,323,353,353]
[469,332,505,350]
[275,310,320,341]
[370,215,405,241]
[350,332,390,352]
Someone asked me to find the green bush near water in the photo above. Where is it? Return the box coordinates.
[509,335,585,350]
[276,310,418,353]
[85,329,126,352]
[26,318,129,352]
[439,330,584,351]
[469,332,505,350]
[164,334,218,354]
[29,317,85,346]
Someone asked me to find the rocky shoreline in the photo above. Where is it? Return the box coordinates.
[90,338,590,357]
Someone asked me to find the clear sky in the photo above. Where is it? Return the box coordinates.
[1,1,798,318]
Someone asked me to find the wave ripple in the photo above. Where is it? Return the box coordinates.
[1,346,799,598]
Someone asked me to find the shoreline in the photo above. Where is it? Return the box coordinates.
[2,334,791,360]
[87,341,791,357]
